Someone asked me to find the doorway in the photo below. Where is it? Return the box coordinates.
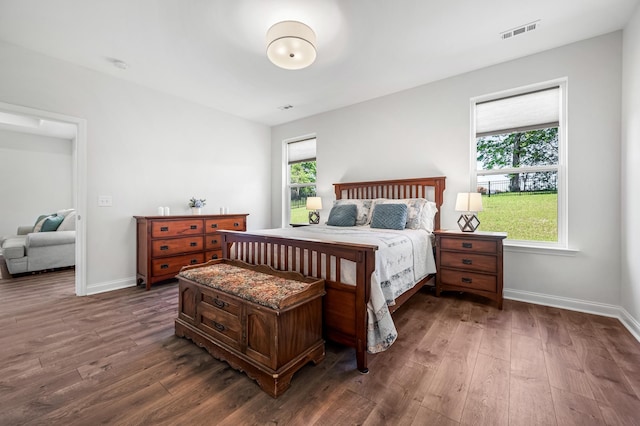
[0,101,87,295]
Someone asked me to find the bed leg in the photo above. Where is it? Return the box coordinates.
[356,346,369,374]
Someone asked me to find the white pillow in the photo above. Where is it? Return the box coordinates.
[56,208,75,218]
[57,211,76,231]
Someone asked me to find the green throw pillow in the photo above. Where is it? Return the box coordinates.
[41,215,65,232]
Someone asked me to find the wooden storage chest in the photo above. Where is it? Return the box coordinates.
[175,259,325,398]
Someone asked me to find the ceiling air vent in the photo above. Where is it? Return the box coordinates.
[500,20,540,40]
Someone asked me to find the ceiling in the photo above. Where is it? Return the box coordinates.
[0,0,637,127]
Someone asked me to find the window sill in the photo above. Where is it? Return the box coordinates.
[504,241,579,257]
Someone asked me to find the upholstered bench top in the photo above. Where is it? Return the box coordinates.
[178,262,320,310]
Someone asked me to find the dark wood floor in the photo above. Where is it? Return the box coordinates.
[1,270,640,425]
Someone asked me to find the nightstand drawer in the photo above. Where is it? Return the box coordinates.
[440,237,497,254]
[440,269,496,292]
[440,252,497,273]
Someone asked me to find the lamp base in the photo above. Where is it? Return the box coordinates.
[308,211,320,225]
[457,214,480,232]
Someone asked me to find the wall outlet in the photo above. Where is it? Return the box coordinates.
[98,195,112,207]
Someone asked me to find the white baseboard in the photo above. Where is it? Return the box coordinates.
[86,277,137,295]
[504,288,640,343]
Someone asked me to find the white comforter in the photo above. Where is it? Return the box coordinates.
[248,225,436,353]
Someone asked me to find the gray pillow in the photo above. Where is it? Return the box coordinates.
[327,204,357,227]
[370,204,408,230]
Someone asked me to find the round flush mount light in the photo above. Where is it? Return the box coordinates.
[266,21,316,70]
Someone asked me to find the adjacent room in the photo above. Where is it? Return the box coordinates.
[1,0,639,424]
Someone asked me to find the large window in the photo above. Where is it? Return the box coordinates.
[286,137,317,225]
[472,83,566,245]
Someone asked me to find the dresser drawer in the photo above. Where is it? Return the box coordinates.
[440,237,497,254]
[440,269,496,292]
[205,233,222,250]
[201,289,242,318]
[151,220,204,238]
[440,251,497,273]
[198,303,242,350]
[151,253,205,276]
[206,250,223,261]
[152,236,204,257]
[206,218,245,232]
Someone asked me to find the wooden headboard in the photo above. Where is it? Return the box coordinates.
[333,176,446,231]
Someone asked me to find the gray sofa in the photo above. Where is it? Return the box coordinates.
[0,210,76,276]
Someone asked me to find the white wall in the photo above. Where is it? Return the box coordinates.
[0,129,73,236]
[272,33,623,311]
[0,41,271,293]
[622,5,640,326]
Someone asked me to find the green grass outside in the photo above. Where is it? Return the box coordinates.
[290,207,309,224]
[478,192,557,241]
[291,193,557,241]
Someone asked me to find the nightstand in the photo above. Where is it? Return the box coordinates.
[434,230,507,309]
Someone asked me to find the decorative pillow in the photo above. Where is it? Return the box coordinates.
[372,198,427,229]
[33,214,52,232]
[56,208,75,218]
[333,199,373,226]
[370,203,408,230]
[326,204,357,227]
[57,211,77,231]
[40,214,64,232]
[420,201,438,233]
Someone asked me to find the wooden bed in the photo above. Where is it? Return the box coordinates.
[220,176,446,373]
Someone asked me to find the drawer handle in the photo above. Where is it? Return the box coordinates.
[160,226,169,232]
[190,225,197,230]
[212,321,226,332]
[190,242,197,247]
[462,242,472,249]
[211,254,219,260]
[233,222,239,227]
[211,239,218,244]
[213,298,227,308]
[160,245,169,251]
[190,259,199,264]
[462,259,472,265]
[461,277,472,284]
[160,264,169,269]
[211,224,218,229]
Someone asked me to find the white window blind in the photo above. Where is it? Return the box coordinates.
[476,87,560,137]
[288,138,316,164]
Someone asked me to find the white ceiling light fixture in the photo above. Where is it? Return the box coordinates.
[266,21,317,70]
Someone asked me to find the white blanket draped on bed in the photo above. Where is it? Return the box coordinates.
[248,225,436,353]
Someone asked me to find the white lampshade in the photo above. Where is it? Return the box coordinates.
[266,21,317,70]
[306,197,322,210]
[455,192,483,212]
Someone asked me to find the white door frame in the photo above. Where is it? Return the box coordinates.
[0,101,87,296]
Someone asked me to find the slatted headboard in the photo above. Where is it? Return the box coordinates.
[333,176,446,231]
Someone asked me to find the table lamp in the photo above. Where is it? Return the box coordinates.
[455,192,483,232]
[306,197,322,224]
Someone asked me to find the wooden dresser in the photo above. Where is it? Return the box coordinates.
[134,214,248,290]
[434,230,507,309]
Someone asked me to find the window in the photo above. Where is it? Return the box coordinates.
[472,82,566,246]
[286,137,317,225]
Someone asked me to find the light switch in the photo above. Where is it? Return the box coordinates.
[98,195,112,207]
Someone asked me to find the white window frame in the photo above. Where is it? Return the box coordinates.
[470,78,569,250]
[283,135,317,226]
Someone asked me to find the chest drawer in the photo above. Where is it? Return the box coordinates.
[151,220,204,238]
[440,251,497,273]
[439,269,496,293]
[205,233,223,250]
[206,218,245,232]
[198,303,242,350]
[151,252,205,276]
[201,290,242,318]
[152,237,204,257]
[440,237,497,254]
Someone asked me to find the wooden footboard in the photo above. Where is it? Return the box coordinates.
[220,230,376,372]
